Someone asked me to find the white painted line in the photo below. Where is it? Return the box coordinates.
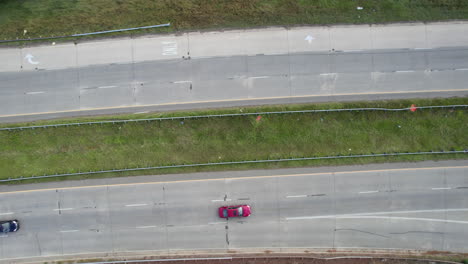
[320,73,336,76]
[228,75,246,79]
[25,91,45,95]
[136,225,157,229]
[162,41,178,56]
[340,216,468,225]
[134,111,149,114]
[414,48,431,50]
[208,222,225,225]
[343,49,363,52]
[249,76,270,79]
[455,68,468,71]
[286,208,468,220]
[60,230,79,233]
[125,203,148,207]
[358,190,379,194]
[172,80,192,84]
[53,208,74,211]
[0,212,14,216]
[98,85,117,89]
[0,235,8,238]
[211,199,231,202]
[395,70,414,73]
[286,195,307,198]
[432,187,451,190]
[24,53,39,65]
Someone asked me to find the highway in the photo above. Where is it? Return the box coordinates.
[1,48,468,123]
[0,161,467,262]
[1,22,468,122]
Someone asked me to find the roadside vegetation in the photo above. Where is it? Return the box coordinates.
[1,0,468,43]
[0,98,466,182]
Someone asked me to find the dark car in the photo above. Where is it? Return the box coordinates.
[218,205,251,218]
[0,220,20,233]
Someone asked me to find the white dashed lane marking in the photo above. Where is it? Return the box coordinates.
[358,190,379,194]
[125,203,148,207]
[53,208,74,211]
[286,195,307,198]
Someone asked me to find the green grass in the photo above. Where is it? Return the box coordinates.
[1,0,468,43]
[0,98,466,183]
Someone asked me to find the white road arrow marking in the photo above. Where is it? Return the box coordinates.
[24,53,39,65]
[305,35,315,44]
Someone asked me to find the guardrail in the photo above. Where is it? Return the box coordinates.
[1,150,465,183]
[0,105,466,131]
[0,23,171,43]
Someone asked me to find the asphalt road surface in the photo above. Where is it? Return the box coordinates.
[0,162,467,262]
[1,47,468,123]
[2,20,468,123]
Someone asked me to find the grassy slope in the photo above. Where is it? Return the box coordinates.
[0,98,466,181]
[0,0,468,40]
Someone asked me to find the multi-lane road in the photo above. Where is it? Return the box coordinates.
[1,21,467,263]
[1,22,468,122]
[1,47,468,123]
[0,161,467,262]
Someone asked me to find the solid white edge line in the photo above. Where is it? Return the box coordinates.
[173,81,192,84]
[98,85,117,89]
[358,190,379,194]
[208,222,225,225]
[286,208,468,220]
[431,187,451,190]
[339,216,468,225]
[125,204,148,207]
[395,70,414,73]
[134,111,149,114]
[25,91,45,95]
[455,68,468,71]
[60,230,79,233]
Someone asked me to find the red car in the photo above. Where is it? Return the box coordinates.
[218,205,251,218]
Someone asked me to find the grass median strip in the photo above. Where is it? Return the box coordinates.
[1,0,468,43]
[0,98,466,182]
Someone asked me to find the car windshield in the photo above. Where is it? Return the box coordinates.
[238,207,243,216]
[1,222,10,232]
